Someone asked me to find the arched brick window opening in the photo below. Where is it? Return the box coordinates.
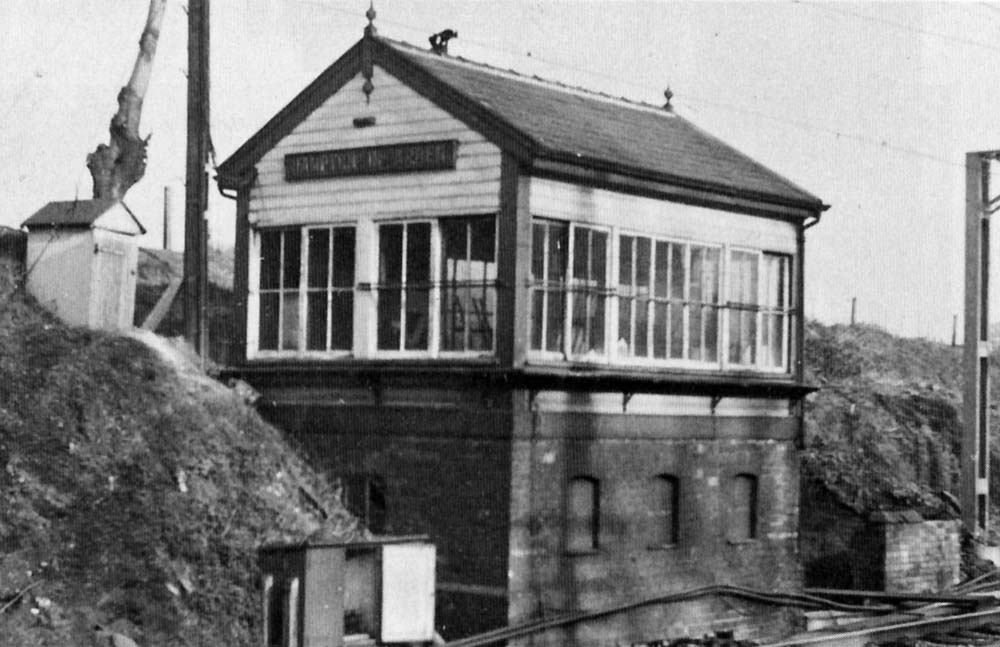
[731,474,759,541]
[653,474,680,546]
[566,476,600,552]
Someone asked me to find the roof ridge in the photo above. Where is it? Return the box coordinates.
[380,36,678,120]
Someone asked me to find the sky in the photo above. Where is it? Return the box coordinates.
[2,1,999,341]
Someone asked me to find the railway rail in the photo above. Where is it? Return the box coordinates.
[763,607,1000,647]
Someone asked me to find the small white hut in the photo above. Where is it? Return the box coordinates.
[22,199,145,330]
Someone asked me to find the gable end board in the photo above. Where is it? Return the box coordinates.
[218,37,537,190]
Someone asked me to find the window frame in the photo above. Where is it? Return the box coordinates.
[725,246,793,374]
[529,219,612,362]
[251,224,358,360]
[373,215,499,359]
[613,229,724,369]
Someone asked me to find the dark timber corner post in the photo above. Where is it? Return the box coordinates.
[962,151,997,537]
[184,0,210,358]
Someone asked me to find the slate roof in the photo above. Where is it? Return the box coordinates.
[218,34,825,211]
[385,39,823,208]
[22,199,145,233]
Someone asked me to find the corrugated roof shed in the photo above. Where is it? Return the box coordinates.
[22,199,145,234]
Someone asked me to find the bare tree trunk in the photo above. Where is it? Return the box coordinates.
[87,0,167,200]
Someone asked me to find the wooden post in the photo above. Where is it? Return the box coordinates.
[183,0,210,358]
[962,151,996,537]
[850,297,856,326]
[953,314,958,347]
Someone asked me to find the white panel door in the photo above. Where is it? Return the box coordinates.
[380,543,436,643]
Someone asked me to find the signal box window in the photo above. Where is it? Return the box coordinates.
[440,217,497,352]
[257,226,355,353]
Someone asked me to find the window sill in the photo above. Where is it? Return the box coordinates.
[726,538,759,546]
[646,543,679,551]
[562,548,600,557]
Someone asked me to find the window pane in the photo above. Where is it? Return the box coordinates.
[531,223,545,279]
[729,251,759,365]
[378,289,401,350]
[670,243,685,300]
[531,290,544,350]
[473,285,496,351]
[704,306,719,362]
[567,477,598,552]
[689,302,703,361]
[635,298,649,357]
[259,292,279,350]
[307,292,327,350]
[618,298,633,355]
[260,230,282,290]
[546,290,564,352]
[619,235,633,287]
[280,293,300,351]
[573,227,589,280]
[548,223,567,282]
[378,225,403,350]
[283,231,301,289]
[407,223,431,284]
[404,287,429,350]
[653,302,668,359]
[440,217,496,353]
[470,217,496,265]
[705,247,721,303]
[636,238,651,290]
[654,241,669,298]
[669,302,684,359]
[730,251,758,305]
[330,292,353,350]
[332,228,356,287]
[592,231,607,286]
[308,229,329,289]
[379,225,403,284]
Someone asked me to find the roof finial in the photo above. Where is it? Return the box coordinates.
[663,86,674,111]
[365,1,377,37]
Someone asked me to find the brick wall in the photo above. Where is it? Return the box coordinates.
[508,401,803,646]
[799,482,882,589]
[263,388,513,640]
[883,519,961,592]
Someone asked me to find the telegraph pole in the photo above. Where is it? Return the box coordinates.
[962,151,999,537]
[184,0,210,358]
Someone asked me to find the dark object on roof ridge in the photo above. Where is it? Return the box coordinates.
[22,199,146,234]
[428,29,457,55]
[219,34,826,211]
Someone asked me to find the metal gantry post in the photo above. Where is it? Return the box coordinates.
[963,151,998,536]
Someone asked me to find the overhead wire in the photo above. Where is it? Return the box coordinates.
[291,0,967,171]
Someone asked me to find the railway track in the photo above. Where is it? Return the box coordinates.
[764,607,1000,647]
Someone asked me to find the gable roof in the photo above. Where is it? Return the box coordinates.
[218,34,825,212]
[22,199,146,235]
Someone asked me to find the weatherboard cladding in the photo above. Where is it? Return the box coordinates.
[249,68,501,226]
[219,35,822,210]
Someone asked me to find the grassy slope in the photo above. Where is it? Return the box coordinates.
[0,263,356,647]
[802,321,980,515]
